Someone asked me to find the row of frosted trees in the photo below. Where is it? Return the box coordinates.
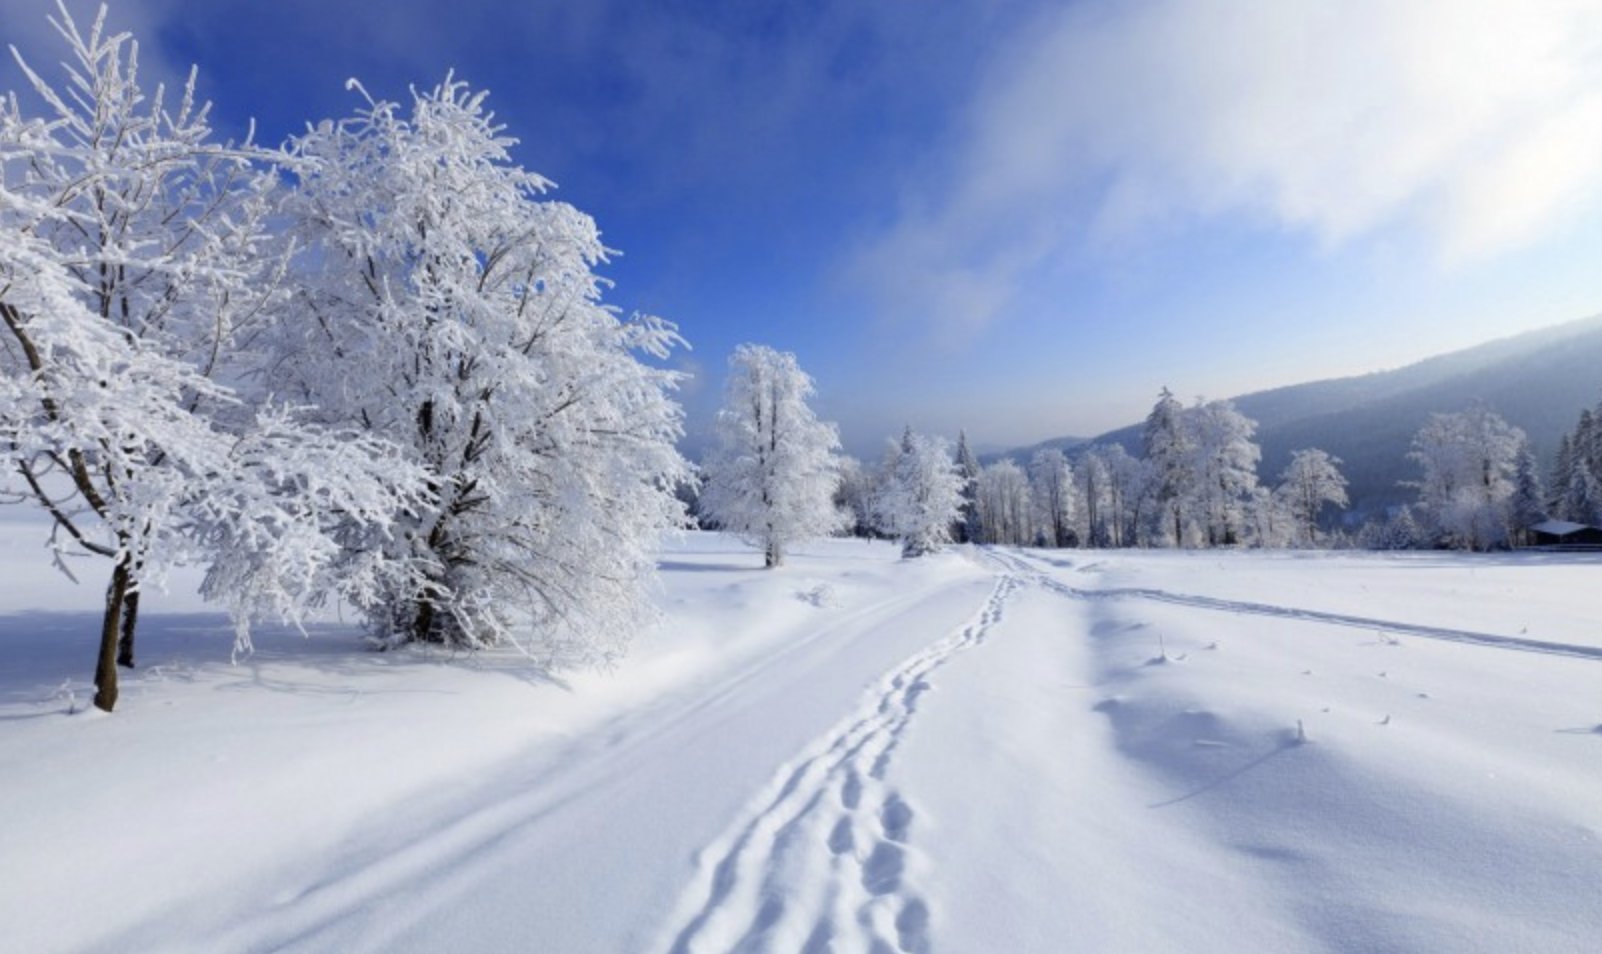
[738,368,1557,556]
[1,8,688,708]
[841,389,1349,553]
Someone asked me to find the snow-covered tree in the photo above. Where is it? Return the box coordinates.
[1,5,418,710]
[873,430,965,557]
[1508,444,1545,545]
[1550,405,1602,525]
[1247,486,1294,548]
[1549,433,1577,520]
[1028,448,1076,547]
[1358,505,1425,550]
[1407,407,1526,550]
[953,430,983,544]
[1104,444,1150,548]
[1560,457,1601,526]
[1075,448,1109,547]
[1277,448,1349,546]
[273,75,688,658]
[976,459,1032,545]
[1142,387,1192,546]
[833,455,878,538]
[1185,398,1261,546]
[700,344,844,567]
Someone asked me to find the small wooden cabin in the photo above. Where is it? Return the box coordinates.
[1526,520,1602,547]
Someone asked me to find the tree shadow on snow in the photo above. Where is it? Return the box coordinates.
[656,559,762,574]
[0,609,571,713]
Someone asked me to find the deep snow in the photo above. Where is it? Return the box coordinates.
[2,530,1600,953]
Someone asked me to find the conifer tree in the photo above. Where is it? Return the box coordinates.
[954,430,983,544]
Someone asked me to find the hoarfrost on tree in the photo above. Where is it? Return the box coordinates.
[872,429,965,558]
[976,459,1032,546]
[0,3,419,711]
[1027,448,1076,548]
[272,73,689,662]
[1407,407,1527,551]
[699,344,845,568]
[1277,448,1348,547]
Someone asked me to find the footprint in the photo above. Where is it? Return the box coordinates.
[862,842,905,895]
[800,918,835,954]
[842,770,863,810]
[828,816,855,855]
[869,745,897,780]
[895,898,932,954]
[880,794,913,843]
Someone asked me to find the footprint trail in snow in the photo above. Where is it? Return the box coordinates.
[659,573,1022,954]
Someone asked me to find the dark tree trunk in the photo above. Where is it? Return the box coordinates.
[765,541,783,568]
[94,557,132,712]
[117,588,140,668]
[413,598,437,643]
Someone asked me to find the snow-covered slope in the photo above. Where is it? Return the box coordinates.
[3,533,1599,952]
[1022,313,1602,515]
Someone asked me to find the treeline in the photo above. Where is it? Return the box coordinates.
[823,388,1566,555]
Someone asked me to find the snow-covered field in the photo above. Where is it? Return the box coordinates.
[3,531,1600,953]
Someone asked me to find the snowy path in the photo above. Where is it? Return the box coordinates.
[657,573,1022,953]
[176,548,1004,954]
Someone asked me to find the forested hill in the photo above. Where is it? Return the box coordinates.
[1014,314,1602,519]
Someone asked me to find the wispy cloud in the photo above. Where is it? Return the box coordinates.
[850,0,1602,337]
[4,1,189,97]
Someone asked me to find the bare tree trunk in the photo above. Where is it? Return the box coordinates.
[117,587,140,668]
[94,556,132,712]
[765,541,783,568]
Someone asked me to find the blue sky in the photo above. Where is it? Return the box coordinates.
[9,0,1602,457]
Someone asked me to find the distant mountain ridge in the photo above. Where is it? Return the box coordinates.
[1001,314,1602,518]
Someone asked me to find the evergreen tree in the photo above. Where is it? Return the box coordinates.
[1509,444,1546,544]
[1550,434,1575,519]
[954,430,983,544]
[1561,458,1601,527]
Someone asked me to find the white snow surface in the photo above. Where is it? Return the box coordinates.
[3,530,1601,953]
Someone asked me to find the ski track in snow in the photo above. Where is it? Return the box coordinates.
[987,549,1602,662]
[168,569,985,954]
[660,572,1023,954]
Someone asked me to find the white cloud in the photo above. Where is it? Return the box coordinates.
[852,0,1602,335]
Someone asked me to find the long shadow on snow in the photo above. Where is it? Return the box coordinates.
[0,610,570,712]
[656,560,764,574]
